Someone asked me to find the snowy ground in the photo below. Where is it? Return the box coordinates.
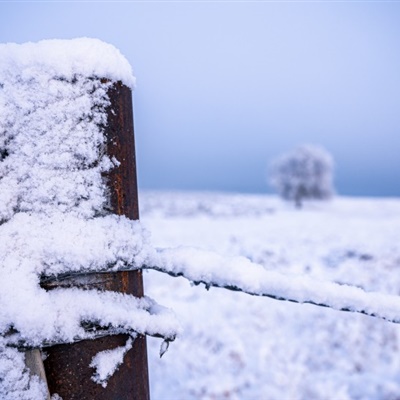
[140,190,400,400]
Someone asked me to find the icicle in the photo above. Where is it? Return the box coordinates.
[159,340,170,358]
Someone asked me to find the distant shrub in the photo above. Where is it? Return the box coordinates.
[269,144,335,208]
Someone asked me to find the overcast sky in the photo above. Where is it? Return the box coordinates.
[1,1,400,197]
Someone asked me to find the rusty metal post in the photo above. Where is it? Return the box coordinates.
[42,82,150,400]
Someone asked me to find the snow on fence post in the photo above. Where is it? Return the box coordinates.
[41,82,150,399]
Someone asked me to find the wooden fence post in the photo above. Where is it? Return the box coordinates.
[25,349,51,400]
[42,81,150,400]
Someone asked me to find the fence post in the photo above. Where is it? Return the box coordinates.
[42,81,150,400]
[24,349,51,400]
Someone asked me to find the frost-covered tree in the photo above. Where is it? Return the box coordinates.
[269,144,335,208]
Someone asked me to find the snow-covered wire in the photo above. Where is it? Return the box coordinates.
[144,247,400,325]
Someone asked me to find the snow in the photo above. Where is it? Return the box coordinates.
[151,246,400,324]
[0,43,113,221]
[0,38,135,90]
[0,338,49,400]
[141,191,400,400]
[90,336,134,388]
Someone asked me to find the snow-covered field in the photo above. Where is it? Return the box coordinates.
[141,190,400,400]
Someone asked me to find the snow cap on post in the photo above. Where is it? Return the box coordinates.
[0,37,136,89]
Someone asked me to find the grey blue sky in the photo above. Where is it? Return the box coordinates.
[1,1,400,197]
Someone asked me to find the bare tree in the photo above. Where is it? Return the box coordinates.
[269,144,335,208]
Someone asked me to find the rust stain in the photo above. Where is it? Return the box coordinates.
[114,174,124,215]
[121,271,129,294]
